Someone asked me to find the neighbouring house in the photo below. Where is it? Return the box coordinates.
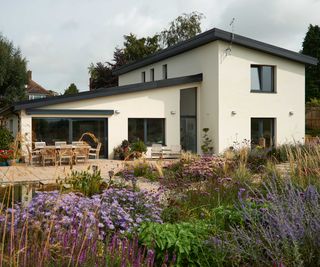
[0,28,318,158]
[26,70,55,100]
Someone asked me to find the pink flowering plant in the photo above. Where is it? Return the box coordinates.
[0,149,14,162]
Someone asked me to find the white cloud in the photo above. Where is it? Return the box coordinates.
[0,0,319,93]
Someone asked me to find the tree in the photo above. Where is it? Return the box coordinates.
[0,34,28,106]
[64,83,79,95]
[89,48,127,90]
[160,12,204,47]
[123,34,160,62]
[89,12,204,90]
[302,24,320,102]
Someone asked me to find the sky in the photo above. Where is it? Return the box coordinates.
[0,0,319,93]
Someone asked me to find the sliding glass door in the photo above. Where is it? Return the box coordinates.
[32,118,108,157]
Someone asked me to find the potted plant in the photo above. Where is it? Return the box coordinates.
[6,150,16,166]
[131,140,147,159]
[0,150,12,166]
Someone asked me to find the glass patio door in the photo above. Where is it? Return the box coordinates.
[180,117,197,152]
[180,88,197,152]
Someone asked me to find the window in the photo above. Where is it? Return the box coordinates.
[251,65,275,92]
[32,118,107,157]
[128,118,165,146]
[162,64,167,79]
[150,68,154,81]
[141,71,146,82]
[251,118,275,148]
[9,119,13,133]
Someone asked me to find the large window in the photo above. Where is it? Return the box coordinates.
[251,118,275,148]
[251,65,275,92]
[128,118,165,146]
[32,118,107,157]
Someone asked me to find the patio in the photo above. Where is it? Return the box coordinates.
[0,159,124,185]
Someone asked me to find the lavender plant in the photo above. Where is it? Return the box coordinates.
[222,179,320,266]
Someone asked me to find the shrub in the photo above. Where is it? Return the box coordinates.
[131,140,147,156]
[201,128,214,154]
[113,139,131,160]
[224,179,320,266]
[182,156,232,181]
[0,126,13,150]
[1,188,163,242]
[62,168,103,196]
[139,221,211,266]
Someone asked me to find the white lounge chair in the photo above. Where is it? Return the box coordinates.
[151,144,163,159]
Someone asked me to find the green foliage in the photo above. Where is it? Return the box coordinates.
[0,34,28,105]
[113,139,131,160]
[89,12,203,89]
[201,128,214,154]
[131,140,147,154]
[63,168,103,196]
[210,205,243,230]
[307,97,320,106]
[123,34,160,62]
[88,48,126,90]
[64,83,79,95]
[0,127,14,150]
[139,221,210,266]
[302,24,320,101]
[160,12,204,47]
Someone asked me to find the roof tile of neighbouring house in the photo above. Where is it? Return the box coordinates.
[113,28,318,76]
[10,73,203,111]
[27,79,52,96]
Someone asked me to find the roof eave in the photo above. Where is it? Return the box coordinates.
[113,28,318,76]
[14,73,203,110]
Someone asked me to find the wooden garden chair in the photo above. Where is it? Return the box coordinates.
[89,142,101,159]
[40,148,57,166]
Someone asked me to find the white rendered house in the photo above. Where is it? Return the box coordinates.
[0,28,317,158]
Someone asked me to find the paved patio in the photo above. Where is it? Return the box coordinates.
[0,159,125,185]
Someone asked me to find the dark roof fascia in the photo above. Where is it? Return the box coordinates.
[213,29,318,66]
[113,29,218,75]
[0,106,14,117]
[14,73,203,110]
[26,109,114,115]
[113,28,318,75]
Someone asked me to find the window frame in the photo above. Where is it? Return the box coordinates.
[150,68,155,82]
[162,64,168,79]
[128,118,165,146]
[250,65,276,93]
[141,71,146,83]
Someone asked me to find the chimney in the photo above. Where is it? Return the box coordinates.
[27,70,32,82]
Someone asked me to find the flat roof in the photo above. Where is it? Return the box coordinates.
[113,28,318,75]
[8,73,202,111]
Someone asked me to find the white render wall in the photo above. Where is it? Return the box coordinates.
[217,41,305,151]
[119,42,220,152]
[119,40,305,153]
[20,82,200,158]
